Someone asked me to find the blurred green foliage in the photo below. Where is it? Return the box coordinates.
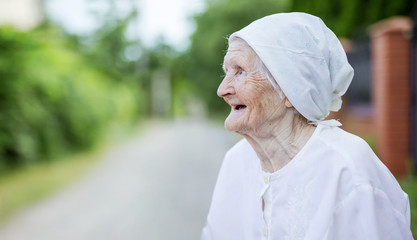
[80,9,142,80]
[181,0,416,114]
[0,26,141,171]
[291,0,416,38]
[72,5,186,117]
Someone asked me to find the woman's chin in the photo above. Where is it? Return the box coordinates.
[224,114,244,132]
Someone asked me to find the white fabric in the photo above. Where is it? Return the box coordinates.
[308,119,342,127]
[229,13,354,125]
[201,124,413,240]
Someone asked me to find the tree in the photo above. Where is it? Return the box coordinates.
[290,0,416,38]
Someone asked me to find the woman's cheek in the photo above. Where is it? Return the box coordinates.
[244,73,271,93]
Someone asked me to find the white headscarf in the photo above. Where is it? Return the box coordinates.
[229,12,354,126]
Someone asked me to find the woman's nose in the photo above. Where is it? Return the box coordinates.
[217,77,235,97]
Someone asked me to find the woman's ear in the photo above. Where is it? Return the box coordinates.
[284,98,293,108]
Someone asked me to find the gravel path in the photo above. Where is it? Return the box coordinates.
[0,118,238,240]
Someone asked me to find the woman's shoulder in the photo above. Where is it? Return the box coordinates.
[312,125,407,203]
[313,125,378,168]
[317,125,370,153]
[304,125,393,189]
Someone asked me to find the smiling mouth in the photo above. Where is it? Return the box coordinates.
[234,105,247,110]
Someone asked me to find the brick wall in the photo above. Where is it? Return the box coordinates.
[370,17,413,177]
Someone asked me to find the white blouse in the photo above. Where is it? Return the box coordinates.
[201,124,413,240]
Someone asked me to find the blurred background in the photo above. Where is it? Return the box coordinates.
[0,0,416,239]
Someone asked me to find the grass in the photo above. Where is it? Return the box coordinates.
[0,148,103,223]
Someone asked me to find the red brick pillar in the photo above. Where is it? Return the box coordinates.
[370,17,413,177]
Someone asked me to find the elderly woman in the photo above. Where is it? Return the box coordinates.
[201,13,412,240]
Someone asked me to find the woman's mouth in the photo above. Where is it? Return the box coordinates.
[234,105,247,110]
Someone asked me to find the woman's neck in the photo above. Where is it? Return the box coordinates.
[242,115,316,173]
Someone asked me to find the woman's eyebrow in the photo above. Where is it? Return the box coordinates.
[222,62,235,73]
[223,65,241,74]
[223,55,244,73]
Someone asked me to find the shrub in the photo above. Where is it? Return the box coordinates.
[0,27,141,170]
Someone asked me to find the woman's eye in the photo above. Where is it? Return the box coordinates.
[238,69,246,75]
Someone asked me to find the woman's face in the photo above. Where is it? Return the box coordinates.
[218,39,285,134]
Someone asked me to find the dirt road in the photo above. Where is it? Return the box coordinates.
[0,118,238,240]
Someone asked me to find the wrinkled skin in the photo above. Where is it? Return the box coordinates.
[217,40,286,136]
[217,39,315,172]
